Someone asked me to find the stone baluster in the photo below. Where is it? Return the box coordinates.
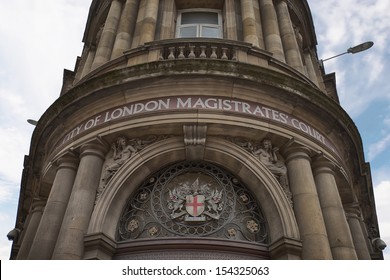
[178,46,185,59]
[168,47,175,59]
[188,46,196,58]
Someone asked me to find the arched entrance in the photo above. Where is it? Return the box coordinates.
[116,161,268,259]
[86,137,301,259]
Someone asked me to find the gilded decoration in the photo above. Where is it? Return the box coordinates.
[118,162,268,244]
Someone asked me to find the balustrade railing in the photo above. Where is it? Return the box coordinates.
[79,38,316,89]
[157,42,237,61]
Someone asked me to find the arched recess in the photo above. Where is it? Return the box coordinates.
[86,136,301,259]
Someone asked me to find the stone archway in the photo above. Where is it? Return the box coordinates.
[86,136,301,259]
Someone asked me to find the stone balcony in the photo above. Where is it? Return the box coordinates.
[76,38,319,91]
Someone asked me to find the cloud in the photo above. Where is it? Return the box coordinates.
[0,206,15,260]
[310,0,390,118]
[0,0,91,261]
[362,53,385,85]
[368,134,390,161]
[0,0,90,114]
[375,180,390,216]
[0,181,15,204]
[0,126,31,184]
[0,0,90,185]
[367,109,390,162]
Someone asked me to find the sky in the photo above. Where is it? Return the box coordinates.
[0,0,389,260]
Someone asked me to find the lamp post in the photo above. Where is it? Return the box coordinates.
[27,119,38,126]
[322,41,374,62]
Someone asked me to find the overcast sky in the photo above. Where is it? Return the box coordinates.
[0,0,389,260]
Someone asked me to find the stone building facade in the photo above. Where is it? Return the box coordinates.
[9,0,385,259]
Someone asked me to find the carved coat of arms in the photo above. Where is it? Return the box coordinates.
[186,195,205,217]
[167,177,223,222]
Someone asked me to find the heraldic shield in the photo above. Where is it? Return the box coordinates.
[185,195,205,217]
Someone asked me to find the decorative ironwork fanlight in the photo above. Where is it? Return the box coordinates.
[118,161,268,244]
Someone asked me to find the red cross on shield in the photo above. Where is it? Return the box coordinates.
[185,195,205,217]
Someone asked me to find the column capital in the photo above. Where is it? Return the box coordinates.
[312,155,336,176]
[56,151,79,171]
[282,144,311,163]
[275,0,288,5]
[88,44,97,51]
[80,137,109,160]
[260,0,275,4]
[31,198,46,213]
[345,205,363,221]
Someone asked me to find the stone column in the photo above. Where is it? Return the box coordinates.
[241,0,260,47]
[111,0,139,59]
[16,199,46,259]
[253,0,265,49]
[345,207,372,259]
[225,0,238,40]
[139,0,159,45]
[259,0,285,62]
[312,158,358,259]
[303,51,319,86]
[27,153,79,259]
[275,0,304,73]
[284,145,332,259]
[91,0,123,70]
[80,46,96,78]
[52,140,107,260]
[160,0,175,40]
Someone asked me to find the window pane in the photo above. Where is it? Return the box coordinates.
[201,26,220,38]
[181,12,218,24]
[179,26,197,38]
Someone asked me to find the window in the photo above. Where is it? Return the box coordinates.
[176,10,222,38]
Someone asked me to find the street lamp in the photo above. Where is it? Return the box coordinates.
[27,119,38,126]
[322,41,374,62]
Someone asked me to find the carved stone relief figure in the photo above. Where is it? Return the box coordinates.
[293,25,305,65]
[102,136,137,184]
[293,25,304,50]
[96,135,171,203]
[251,139,287,184]
[226,136,292,204]
[250,138,291,203]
